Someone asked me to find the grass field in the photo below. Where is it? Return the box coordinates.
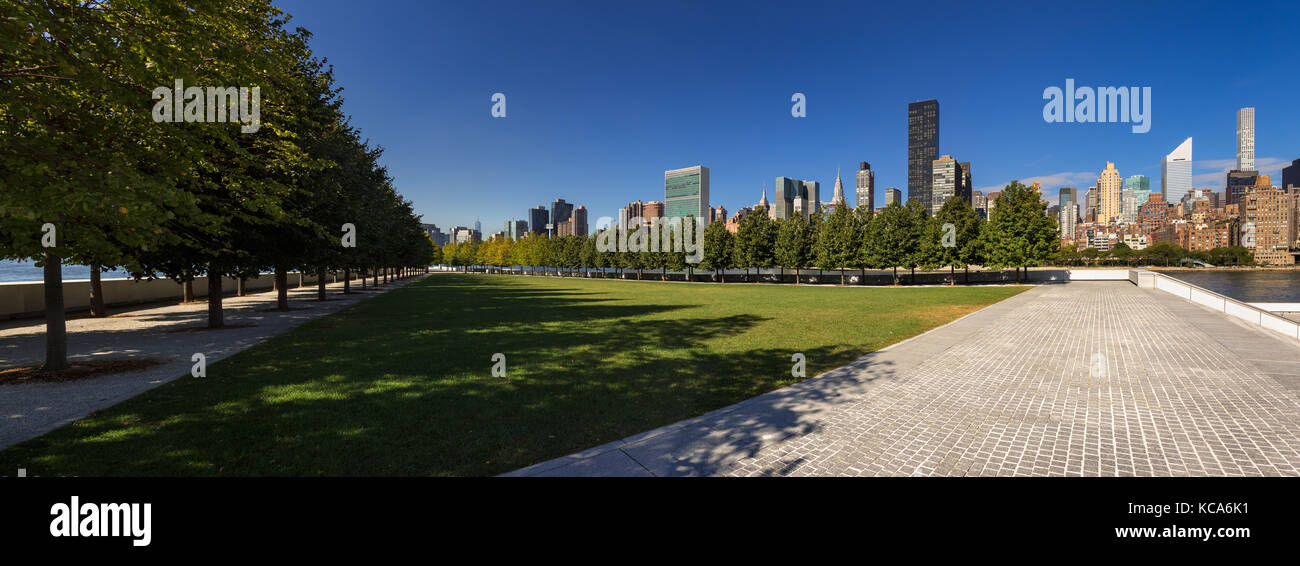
[0,274,1027,476]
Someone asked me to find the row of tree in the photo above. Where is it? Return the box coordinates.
[1054,243,1255,267]
[1,2,436,370]
[441,181,1061,284]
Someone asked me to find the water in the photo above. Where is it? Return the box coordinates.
[0,259,130,283]
[1156,269,1300,303]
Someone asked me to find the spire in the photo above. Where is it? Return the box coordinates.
[759,181,769,208]
[832,167,846,205]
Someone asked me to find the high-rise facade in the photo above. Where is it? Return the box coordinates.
[664,165,710,224]
[1058,187,1078,240]
[930,155,967,214]
[571,205,588,236]
[1242,189,1295,265]
[907,99,939,210]
[505,219,528,240]
[884,187,902,207]
[772,176,820,220]
[1162,137,1193,205]
[1237,107,1255,172]
[855,162,874,211]
[1097,162,1123,225]
[831,168,847,206]
[643,201,665,220]
[1283,158,1300,190]
[1226,170,1258,206]
[529,206,549,235]
[550,199,574,237]
[1124,175,1151,208]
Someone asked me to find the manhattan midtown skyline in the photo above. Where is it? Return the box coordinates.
[278,0,1298,232]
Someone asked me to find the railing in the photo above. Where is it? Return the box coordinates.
[1129,270,1300,342]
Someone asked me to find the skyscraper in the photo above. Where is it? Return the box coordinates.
[1058,187,1078,240]
[883,187,902,207]
[529,206,548,235]
[1237,107,1255,172]
[1097,162,1123,225]
[1283,158,1300,190]
[907,99,939,209]
[1242,189,1295,265]
[1161,137,1193,205]
[772,176,820,220]
[930,155,964,214]
[505,219,528,240]
[550,199,574,237]
[855,162,874,211]
[831,167,846,206]
[664,165,710,224]
[571,205,588,236]
[1124,175,1151,208]
[1226,170,1258,206]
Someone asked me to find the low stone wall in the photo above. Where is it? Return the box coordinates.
[1130,269,1300,342]
[0,271,366,320]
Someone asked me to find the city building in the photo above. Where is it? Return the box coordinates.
[571,205,588,236]
[1124,175,1151,213]
[831,168,847,207]
[504,219,528,240]
[1226,169,1258,206]
[644,201,665,220]
[549,199,574,237]
[883,187,903,207]
[452,226,480,243]
[664,165,710,224]
[1161,137,1193,206]
[930,155,969,214]
[855,162,874,211]
[772,176,820,220]
[972,190,988,219]
[725,206,752,234]
[907,99,939,210]
[1283,158,1300,190]
[1237,107,1255,172]
[422,224,449,247]
[1097,162,1123,224]
[1058,187,1078,240]
[960,161,972,200]
[1085,185,1099,222]
[986,191,1002,216]
[1138,193,1171,236]
[529,206,549,236]
[1242,189,1295,265]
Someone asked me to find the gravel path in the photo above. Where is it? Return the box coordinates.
[0,275,425,449]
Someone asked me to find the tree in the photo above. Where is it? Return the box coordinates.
[862,201,919,285]
[700,218,734,283]
[922,197,983,284]
[774,214,814,284]
[981,181,1059,282]
[734,206,776,283]
[814,205,858,285]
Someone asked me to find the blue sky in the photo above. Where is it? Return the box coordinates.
[275,0,1299,233]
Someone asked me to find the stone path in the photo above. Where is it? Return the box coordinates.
[0,276,423,449]
[506,282,1300,477]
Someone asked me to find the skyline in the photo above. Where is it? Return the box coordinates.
[274,0,1300,232]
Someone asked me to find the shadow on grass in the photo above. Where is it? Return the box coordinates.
[0,274,909,476]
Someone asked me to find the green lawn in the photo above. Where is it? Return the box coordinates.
[0,274,1027,476]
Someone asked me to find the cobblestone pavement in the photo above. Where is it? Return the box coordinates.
[0,275,424,450]
[508,283,1300,477]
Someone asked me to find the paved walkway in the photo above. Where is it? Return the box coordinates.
[506,282,1300,477]
[0,276,424,449]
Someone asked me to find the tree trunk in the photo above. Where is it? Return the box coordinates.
[794,267,799,285]
[207,267,224,328]
[317,268,327,301]
[892,266,898,286]
[373,267,378,287]
[89,264,105,317]
[275,267,289,311]
[237,276,247,297]
[910,267,916,285]
[950,265,955,286]
[344,268,352,294]
[298,271,304,288]
[965,266,970,285]
[183,279,194,302]
[840,268,845,285]
[42,252,68,371]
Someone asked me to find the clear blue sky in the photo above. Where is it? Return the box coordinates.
[275,0,1299,233]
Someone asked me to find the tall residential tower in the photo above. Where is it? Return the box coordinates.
[907,100,939,210]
